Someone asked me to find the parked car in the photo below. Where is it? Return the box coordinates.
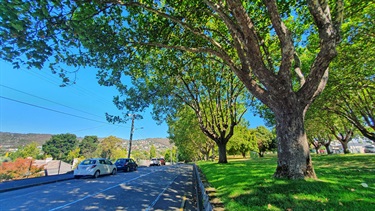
[364,145,375,153]
[115,158,138,172]
[74,158,117,178]
[149,158,160,166]
[158,158,166,165]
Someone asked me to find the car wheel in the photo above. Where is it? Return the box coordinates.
[94,170,100,178]
[112,169,117,175]
[134,166,138,171]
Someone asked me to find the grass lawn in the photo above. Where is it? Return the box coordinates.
[197,154,375,211]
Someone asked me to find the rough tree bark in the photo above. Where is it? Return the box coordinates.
[272,100,316,179]
[217,141,228,163]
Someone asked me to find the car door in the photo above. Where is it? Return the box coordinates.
[105,159,113,174]
[129,159,135,169]
[98,159,108,174]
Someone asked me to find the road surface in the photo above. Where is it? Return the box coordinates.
[0,164,196,210]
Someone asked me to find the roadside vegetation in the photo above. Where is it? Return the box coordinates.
[0,133,176,181]
[197,154,375,211]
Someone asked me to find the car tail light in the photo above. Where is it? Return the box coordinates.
[90,165,97,169]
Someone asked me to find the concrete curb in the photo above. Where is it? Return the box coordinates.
[193,164,213,211]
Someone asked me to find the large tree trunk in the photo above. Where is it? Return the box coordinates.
[274,109,317,179]
[340,142,350,154]
[324,143,332,154]
[217,142,228,163]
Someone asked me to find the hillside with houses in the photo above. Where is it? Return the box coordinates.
[0,132,173,153]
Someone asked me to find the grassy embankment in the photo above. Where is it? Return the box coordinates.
[197,154,375,211]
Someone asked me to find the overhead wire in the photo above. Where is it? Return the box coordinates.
[0,84,104,119]
[0,95,124,126]
[1,67,144,138]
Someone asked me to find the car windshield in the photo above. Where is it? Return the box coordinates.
[81,159,96,165]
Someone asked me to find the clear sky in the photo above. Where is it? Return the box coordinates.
[0,60,265,140]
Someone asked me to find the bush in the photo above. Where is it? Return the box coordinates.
[0,158,44,181]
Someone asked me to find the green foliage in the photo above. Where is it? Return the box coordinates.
[149,144,156,159]
[164,147,177,163]
[306,1,375,142]
[98,136,123,159]
[197,154,375,210]
[79,136,99,158]
[42,133,77,162]
[168,106,214,162]
[66,147,81,164]
[254,126,275,157]
[1,0,366,177]
[0,156,12,164]
[111,148,127,160]
[9,142,41,160]
[227,123,258,158]
[131,149,149,161]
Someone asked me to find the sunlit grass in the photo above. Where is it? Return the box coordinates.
[197,154,375,211]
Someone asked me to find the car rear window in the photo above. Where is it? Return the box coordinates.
[81,159,96,165]
[116,159,129,164]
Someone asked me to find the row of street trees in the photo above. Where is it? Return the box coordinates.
[304,2,375,154]
[1,0,373,179]
[167,105,276,162]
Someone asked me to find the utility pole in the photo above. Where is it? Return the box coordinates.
[127,114,135,159]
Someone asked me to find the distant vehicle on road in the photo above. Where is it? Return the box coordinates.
[115,158,138,172]
[364,145,375,153]
[74,158,117,178]
[158,158,166,165]
[149,158,160,166]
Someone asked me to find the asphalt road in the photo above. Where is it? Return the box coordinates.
[0,164,196,210]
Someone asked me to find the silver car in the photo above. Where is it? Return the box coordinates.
[74,158,117,178]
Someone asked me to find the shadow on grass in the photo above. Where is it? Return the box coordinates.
[198,154,375,211]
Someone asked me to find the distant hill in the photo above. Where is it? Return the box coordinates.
[0,132,51,150]
[0,132,172,152]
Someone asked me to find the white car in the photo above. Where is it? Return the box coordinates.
[149,158,160,166]
[74,158,117,178]
[364,145,375,153]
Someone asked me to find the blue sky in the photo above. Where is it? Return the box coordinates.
[0,60,265,140]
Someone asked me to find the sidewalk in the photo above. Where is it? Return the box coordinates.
[0,173,74,193]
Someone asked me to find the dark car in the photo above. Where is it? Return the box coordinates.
[115,158,138,172]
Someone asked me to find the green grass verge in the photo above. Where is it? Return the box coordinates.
[197,154,375,211]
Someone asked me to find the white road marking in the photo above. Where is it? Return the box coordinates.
[49,172,154,211]
[145,174,179,211]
